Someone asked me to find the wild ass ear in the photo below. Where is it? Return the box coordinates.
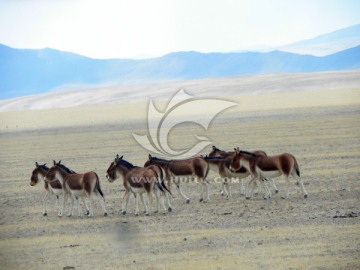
[120,155,123,160]
[234,148,239,154]
[53,160,57,165]
[212,145,216,150]
[148,154,152,160]
[35,162,39,167]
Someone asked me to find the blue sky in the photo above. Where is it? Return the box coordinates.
[0,0,359,59]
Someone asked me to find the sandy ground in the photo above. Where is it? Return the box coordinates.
[0,71,359,269]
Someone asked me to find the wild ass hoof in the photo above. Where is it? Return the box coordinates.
[275,190,279,194]
[168,207,172,212]
[186,199,190,204]
[104,212,108,216]
[304,194,308,198]
[121,211,126,215]
[199,198,203,202]
[86,210,90,215]
[145,212,150,216]
[245,197,250,200]
[43,212,47,216]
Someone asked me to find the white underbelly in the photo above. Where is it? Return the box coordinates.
[70,190,86,197]
[225,168,249,179]
[259,170,282,178]
[50,188,63,196]
[130,187,146,194]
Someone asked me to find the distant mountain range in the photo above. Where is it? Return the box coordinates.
[1,24,360,99]
[279,24,360,55]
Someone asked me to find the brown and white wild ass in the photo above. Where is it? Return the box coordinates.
[45,161,107,217]
[207,146,278,196]
[106,155,171,215]
[229,149,308,199]
[30,162,63,216]
[144,155,210,203]
[30,162,89,216]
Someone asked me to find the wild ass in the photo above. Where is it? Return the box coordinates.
[144,155,210,203]
[45,161,107,217]
[207,146,278,196]
[229,149,308,199]
[208,145,235,158]
[30,162,89,216]
[106,155,171,215]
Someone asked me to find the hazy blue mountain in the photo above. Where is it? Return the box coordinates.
[1,43,360,99]
[279,24,360,55]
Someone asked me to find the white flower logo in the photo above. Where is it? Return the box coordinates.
[133,89,237,159]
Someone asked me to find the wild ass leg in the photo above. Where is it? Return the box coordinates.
[283,176,291,199]
[160,192,168,214]
[166,177,173,206]
[97,194,107,216]
[134,194,140,216]
[84,193,94,217]
[226,178,232,198]
[246,176,258,199]
[223,179,231,198]
[58,193,65,217]
[165,192,173,212]
[42,190,49,216]
[220,181,226,196]
[139,193,147,214]
[81,197,89,215]
[155,190,168,214]
[121,191,131,215]
[199,178,210,202]
[261,179,271,199]
[240,179,245,195]
[291,170,308,198]
[139,193,146,213]
[145,192,153,216]
[270,178,279,193]
[76,197,82,217]
[174,178,190,204]
[67,195,75,217]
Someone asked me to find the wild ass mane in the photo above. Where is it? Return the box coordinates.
[116,159,138,169]
[239,150,257,157]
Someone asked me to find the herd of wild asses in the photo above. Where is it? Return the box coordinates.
[30,146,308,217]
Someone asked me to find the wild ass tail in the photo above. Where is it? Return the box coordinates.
[293,157,300,177]
[155,165,172,195]
[94,172,105,197]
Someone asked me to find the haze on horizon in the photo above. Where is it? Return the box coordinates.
[0,0,360,59]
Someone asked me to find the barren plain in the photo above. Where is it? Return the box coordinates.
[0,71,359,269]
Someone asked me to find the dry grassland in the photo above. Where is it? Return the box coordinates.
[0,72,359,269]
